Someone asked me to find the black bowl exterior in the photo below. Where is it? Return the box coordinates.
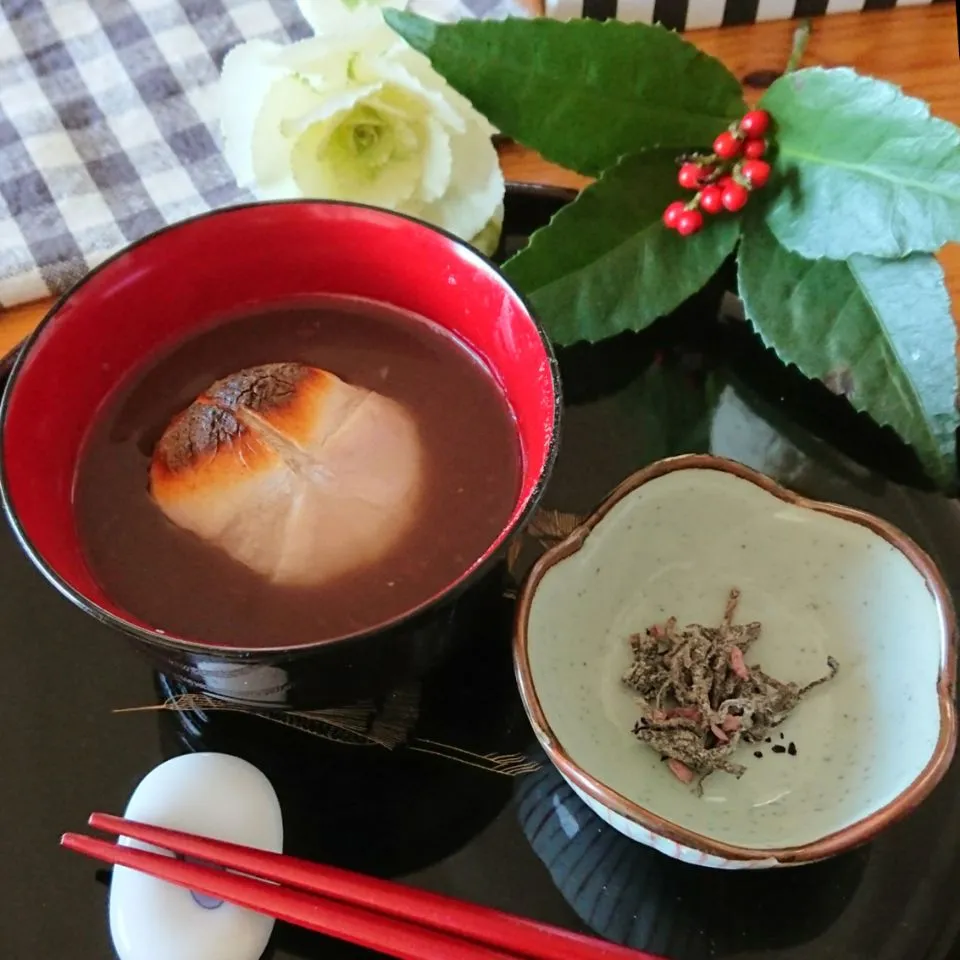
[129,561,510,709]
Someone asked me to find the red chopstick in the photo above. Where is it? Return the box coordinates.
[63,830,512,960]
[62,813,664,960]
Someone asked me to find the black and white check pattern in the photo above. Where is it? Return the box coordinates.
[545,0,949,32]
[0,0,523,307]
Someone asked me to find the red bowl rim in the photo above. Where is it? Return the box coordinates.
[0,199,563,658]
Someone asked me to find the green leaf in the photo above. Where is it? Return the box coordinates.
[737,216,959,489]
[761,67,960,259]
[385,12,744,176]
[503,150,740,345]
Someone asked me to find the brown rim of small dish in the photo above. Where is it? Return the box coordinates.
[514,453,959,865]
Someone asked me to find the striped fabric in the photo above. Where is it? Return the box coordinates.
[546,0,948,27]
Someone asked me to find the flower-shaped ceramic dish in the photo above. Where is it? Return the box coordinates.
[515,455,958,869]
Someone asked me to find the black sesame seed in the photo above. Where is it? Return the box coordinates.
[765,737,772,743]
[754,751,763,759]
[772,745,786,754]
[780,732,785,740]
[788,742,797,756]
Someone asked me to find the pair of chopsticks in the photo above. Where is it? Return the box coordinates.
[63,814,664,960]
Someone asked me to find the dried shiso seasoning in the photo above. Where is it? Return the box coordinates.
[624,589,838,792]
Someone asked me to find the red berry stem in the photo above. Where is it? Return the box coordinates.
[663,108,776,236]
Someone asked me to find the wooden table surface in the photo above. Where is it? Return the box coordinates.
[1,5,957,356]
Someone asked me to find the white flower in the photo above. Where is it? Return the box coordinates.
[219,0,503,251]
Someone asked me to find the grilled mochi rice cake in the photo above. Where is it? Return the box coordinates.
[149,363,423,587]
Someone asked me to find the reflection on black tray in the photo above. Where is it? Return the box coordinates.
[153,588,527,882]
[153,607,535,959]
[5,183,960,960]
[517,762,868,959]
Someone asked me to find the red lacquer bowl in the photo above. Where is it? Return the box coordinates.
[0,202,561,708]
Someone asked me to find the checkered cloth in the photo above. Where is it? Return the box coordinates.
[0,0,524,308]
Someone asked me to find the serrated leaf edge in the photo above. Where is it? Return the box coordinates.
[386,14,746,175]
[736,235,957,487]
[760,66,960,260]
[506,152,741,344]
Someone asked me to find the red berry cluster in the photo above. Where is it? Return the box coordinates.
[662,109,773,237]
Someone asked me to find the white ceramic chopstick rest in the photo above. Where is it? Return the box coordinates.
[108,753,283,960]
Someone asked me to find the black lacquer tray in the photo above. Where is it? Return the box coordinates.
[4,184,960,960]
